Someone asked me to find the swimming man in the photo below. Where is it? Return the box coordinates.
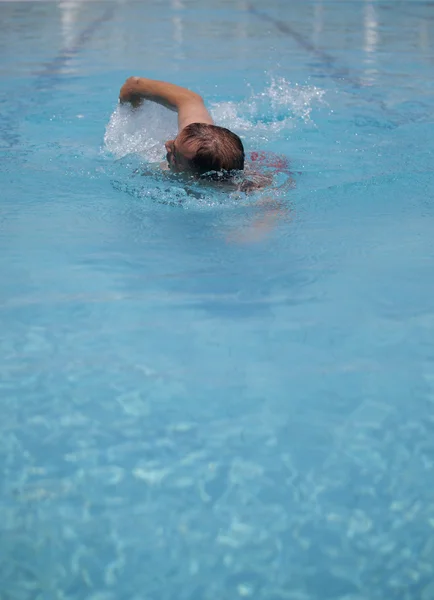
[119,76,290,241]
[119,76,248,180]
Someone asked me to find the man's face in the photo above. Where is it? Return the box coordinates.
[165,133,197,173]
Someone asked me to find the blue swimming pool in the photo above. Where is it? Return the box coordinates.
[1,0,434,598]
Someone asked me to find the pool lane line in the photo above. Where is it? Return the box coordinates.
[35,4,116,90]
[247,6,364,88]
[0,4,115,150]
[247,5,392,114]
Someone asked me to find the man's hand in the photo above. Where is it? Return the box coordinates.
[119,77,145,108]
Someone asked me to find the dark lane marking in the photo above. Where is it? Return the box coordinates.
[247,6,434,128]
[248,3,434,93]
[247,4,402,118]
[248,6,364,89]
[35,4,115,89]
[0,5,115,150]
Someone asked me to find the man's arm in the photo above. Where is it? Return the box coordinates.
[119,76,214,131]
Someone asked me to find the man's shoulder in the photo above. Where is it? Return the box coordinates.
[249,151,291,174]
[236,151,291,192]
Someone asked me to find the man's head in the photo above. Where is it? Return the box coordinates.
[165,123,245,177]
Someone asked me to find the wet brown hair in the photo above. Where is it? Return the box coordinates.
[180,123,245,177]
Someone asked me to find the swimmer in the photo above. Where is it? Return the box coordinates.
[119,76,274,187]
[119,76,292,240]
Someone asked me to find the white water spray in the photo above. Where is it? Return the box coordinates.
[103,78,325,162]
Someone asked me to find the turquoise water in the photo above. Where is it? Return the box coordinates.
[1,1,434,598]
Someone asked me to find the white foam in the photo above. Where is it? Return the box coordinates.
[103,101,177,161]
[210,77,326,139]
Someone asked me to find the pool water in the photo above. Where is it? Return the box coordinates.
[1,1,434,598]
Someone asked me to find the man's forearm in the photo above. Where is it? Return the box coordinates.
[119,77,213,130]
[119,77,199,110]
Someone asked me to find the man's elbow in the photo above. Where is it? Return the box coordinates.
[181,90,204,105]
[192,91,204,103]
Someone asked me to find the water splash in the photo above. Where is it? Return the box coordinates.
[104,102,177,161]
[103,78,325,161]
[211,77,325,139]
